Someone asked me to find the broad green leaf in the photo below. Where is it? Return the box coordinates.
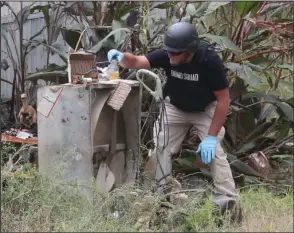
[67,23,86,32]
[26,70,67,82]
[112,20,128,47]
[235,1,262,17]
[277,102,294,123]
[259,2,286,16]
[237,110,258,138]
[151,1,177,10]
[246,62,264,72]
[277,64,294,72]
[245,121,274,141]
[44,5,63,47]
[278,80,294,99]
[285,97,294,107]
[247,56,272,67]
[29,40,68,63]
[264,72,273,88]
[193,2,210,17]
[245,29,271,42]
[14,5,31,26]
[186,3,197,16]
[226,62,261,88]
[30,4,51,27]
[30,4,62,47]
[242,92,281,103]
[224,114,237,145]
[42,6,50,26]
[60,23,86,50]
[89,28,131,53]
[175,150,206,163]
[174,157,195,167]
[63,2,94,16]
[23,39,46,56]
[278,17,294,23]
[201,34,241,56]
[276,120,291,141]
[114,3,139,20]
[227,153,261,177]
[50,41,69,58]
[243,64,261,87]
[205,2,230,15]
[258,103,276,122]
[173,150,208,172]
[242,92,294,123]
[60,30,81,50]
[36,63,67,72]
[229,75,247,100]
[269,3,292,18]
[236,141,256,154]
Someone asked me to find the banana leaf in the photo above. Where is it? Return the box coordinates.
[235,2,262,17]
[241,92,294,123]
[175,149,261,177]
[226,153,261,177]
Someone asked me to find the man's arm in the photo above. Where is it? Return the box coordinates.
[208,88,230,137]
[119,53,151,69]
[205,47,230,137]
[108,49,169,70]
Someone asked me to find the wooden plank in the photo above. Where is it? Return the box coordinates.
[1,135,38,145]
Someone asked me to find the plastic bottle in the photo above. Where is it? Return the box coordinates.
[106,59,120,80]
[82,77,92,83]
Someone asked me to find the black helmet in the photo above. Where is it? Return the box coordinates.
[163,22,200,53]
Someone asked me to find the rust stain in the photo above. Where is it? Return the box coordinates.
[1,135,38,145]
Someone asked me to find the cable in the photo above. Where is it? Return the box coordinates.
[0,58,2,154]
[135,69,171,192]
[90,89,97,105]
[153,97,171,192]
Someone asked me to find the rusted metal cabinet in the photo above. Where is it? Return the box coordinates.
[37,80,141,196]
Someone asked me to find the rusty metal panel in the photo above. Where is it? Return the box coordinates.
[37,85,93,195]
[37,81,142,196]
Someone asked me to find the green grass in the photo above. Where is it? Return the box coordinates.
[1,165,293,232]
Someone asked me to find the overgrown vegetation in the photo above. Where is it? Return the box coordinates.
[1,167,293,232]
[1,1,293,231]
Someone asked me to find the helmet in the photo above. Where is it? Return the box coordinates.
[163,22,200,53]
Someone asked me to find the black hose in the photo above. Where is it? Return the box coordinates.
[124,70,137,80]
[0,24,2,154]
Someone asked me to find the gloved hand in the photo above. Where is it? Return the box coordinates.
[107,49,124,62]
[196,135,217,164]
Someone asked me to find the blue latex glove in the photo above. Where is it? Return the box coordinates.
[196,135,217,164]
[107,49,124,62]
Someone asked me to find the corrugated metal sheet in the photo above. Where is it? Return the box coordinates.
[1,3,167,99]
[1,12,66,99]
[1,2,35,17]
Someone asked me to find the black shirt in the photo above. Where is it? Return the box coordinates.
[145,42,229,112]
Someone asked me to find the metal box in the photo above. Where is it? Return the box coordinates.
[37,80,141,196]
